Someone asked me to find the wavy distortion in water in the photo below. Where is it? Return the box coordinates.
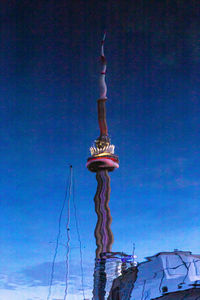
[94,170,113,259]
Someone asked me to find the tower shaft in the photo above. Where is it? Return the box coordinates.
[94,170,113,258]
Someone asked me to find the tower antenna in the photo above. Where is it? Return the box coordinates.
[99,32,107,100]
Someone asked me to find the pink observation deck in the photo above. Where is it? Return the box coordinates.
[86,135,119,172]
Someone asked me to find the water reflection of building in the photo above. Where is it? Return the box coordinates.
[86,38,200,300]
[87,35,120,299]
[108,250,200,299]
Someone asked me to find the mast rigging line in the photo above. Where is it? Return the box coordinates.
[47,167,71,300]
[47,165,86,300]
[72,169,86,300]
[63,165,72,300]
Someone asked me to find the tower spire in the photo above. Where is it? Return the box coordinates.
[86,34,119,300]
[86,34,119,255]
[86,35,119,299]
